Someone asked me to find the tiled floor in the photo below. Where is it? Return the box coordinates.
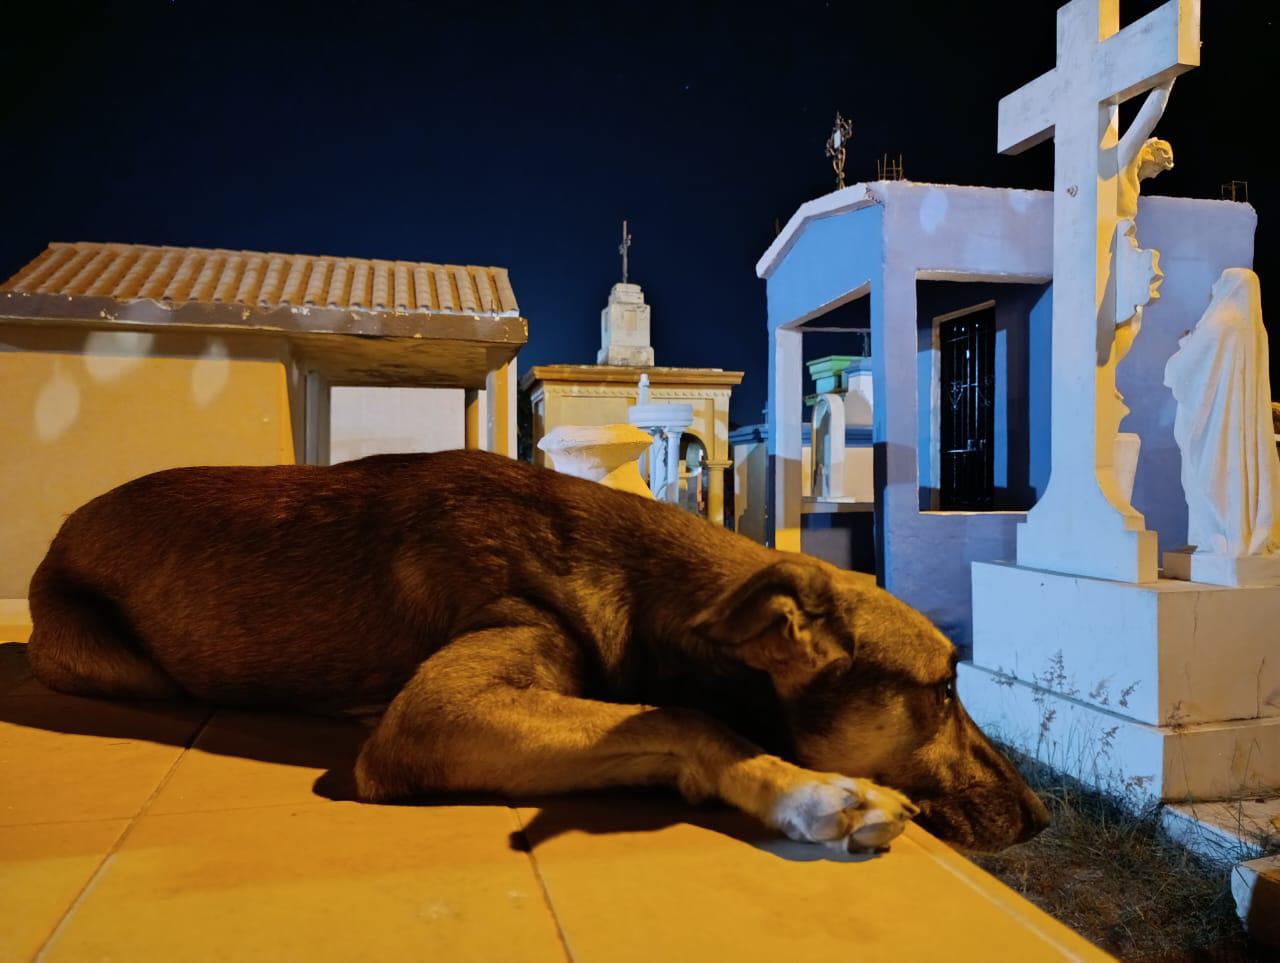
[0,639,1110,962]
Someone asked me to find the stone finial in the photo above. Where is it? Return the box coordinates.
[597,281,654,367]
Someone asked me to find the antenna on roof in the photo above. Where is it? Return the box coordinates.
[876,154,905,181]
[1220,180,1249,203]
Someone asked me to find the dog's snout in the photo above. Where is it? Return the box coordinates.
[1018,790,1051,842]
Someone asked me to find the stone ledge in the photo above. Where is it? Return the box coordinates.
[959,661,1280,801]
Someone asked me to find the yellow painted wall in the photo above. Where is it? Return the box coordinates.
[0,328,296,598]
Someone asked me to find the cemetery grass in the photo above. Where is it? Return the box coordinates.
[971,749,1260,962]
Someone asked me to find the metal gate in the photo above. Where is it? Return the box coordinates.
[939,309,995,510]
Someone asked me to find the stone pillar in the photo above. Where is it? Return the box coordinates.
[665,429,684,503]
[485,357,517,457]
[706,459,731,526]
[464,389,481,450]
[769,326,803,552]
[303,370,331,466]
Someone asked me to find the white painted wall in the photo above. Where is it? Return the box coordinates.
[329,387,466,464]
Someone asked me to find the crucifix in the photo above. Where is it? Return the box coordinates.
[826,113,853,191]
[619,220,632,284]
[997,0,1198,583]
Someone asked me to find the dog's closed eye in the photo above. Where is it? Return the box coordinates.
[936,679,955,707]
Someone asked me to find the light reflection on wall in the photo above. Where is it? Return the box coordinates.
[33,360,80,442]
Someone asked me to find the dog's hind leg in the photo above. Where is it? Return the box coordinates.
[26,570,181,700]
[354,624,917,850]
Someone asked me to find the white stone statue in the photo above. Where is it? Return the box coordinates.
[1100,82,1175,512]
[1107,80,1174,346]
[1164,268,1280,584]
[810,393,846,499]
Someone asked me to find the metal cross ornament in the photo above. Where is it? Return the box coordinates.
[825,113,853,190]
[619,220,632,284]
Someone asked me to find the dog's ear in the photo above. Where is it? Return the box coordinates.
[699,559,851,697]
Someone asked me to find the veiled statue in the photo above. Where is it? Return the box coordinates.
[1164,268,1280,561]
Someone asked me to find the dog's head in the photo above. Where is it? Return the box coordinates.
[700,557,1049,851]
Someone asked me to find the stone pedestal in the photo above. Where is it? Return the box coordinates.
[959,561,1280,802]
[597,283,654,367]
[1163,549,1280,588]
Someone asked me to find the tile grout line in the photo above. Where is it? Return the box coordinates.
[507,805,575,963]
[32,707,216,962]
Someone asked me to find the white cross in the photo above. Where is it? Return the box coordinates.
[998,0,1198,583]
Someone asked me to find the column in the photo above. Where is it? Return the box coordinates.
[464,389,481,450]
[665,428,684,503]
[303,370,331,466]
[485,357,517,457]
[706,460,731,527]
[769,326,803,552]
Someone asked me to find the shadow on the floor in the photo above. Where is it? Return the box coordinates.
[0,642,368,775]
[511,788,884,864]
[2,643,885,863]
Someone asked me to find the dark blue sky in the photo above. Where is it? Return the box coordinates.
[2,1,1273,424]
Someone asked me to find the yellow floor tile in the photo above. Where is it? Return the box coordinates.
[148,709,369,815]
[0,642,34,695]
[41,802,566,963]
[0,600,31,645]
[0,818,127,962]
[515,794,1111,962]
[0,694,209,825]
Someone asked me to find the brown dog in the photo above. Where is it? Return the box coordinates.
[26,449,1048,851]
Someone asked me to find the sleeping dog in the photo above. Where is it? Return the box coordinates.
[26,449,1049,852]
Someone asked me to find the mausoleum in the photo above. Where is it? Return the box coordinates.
[523,273,743,525]
[756,180,1255,645]
[1,241,526,601]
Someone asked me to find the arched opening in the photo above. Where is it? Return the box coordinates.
[679,433,709,519]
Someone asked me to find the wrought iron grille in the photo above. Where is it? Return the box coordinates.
[939,309,995,509]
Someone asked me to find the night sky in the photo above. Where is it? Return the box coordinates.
[2,0,1273,425]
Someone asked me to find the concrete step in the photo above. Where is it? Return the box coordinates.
[1232,855,1280,951]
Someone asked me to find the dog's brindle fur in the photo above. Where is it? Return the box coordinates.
[27,450,1048,851]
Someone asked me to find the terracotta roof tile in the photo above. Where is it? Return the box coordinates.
[2,241,521,317]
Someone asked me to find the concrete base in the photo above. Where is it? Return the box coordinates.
[971,562,1280,727]
[959,661,1280,801]
[1163,548,1280,587]
[596,345,655,366]
[1233,855,1280,951]
[965,561,1280,802]
[1161,796,1278,864]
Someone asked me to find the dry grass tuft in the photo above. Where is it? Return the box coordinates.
[971,749,1260,962]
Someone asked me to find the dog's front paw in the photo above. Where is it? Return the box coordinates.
[771,773,919,852]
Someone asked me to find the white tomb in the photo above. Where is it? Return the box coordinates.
[960,0,1280,806]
